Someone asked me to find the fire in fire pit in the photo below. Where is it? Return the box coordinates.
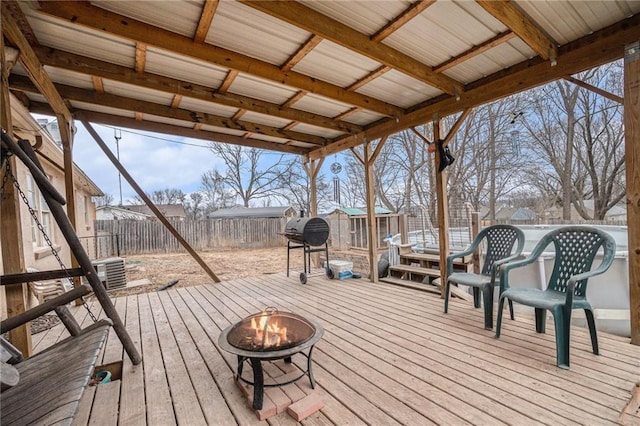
[226,308,315,352]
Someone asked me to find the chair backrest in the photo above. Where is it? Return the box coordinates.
[479,225,525,276]
[539,227,616,297]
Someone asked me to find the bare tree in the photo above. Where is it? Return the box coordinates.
[200,169,235,215]
[274,157,332,214]
[93,193,114,207]
[208,143,285,207]
[129,188,186,205]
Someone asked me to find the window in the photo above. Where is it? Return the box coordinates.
[26,174,54,246]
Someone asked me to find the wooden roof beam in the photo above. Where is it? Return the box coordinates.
[281,35,323,72]
[334,107,361,121]
[35,46,362,134]
[563,76,624,104]
[281,91,308,108]
[91,76,104,94]
[1,9,72,124]
[193,0,219,44]
[309,13,640,159]
[11,75,327,146]
[218,69,238,94]
[38,1,403,117]
[371,0,436,42]
[476,0,557,64]
[26,105,310,155]
[242,1,464,96]
[434,31,516,73]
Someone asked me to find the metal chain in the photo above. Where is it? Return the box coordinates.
[2,160,97,322]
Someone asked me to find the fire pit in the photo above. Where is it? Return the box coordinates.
[218,308,324,410]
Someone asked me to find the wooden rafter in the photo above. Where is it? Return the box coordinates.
[242,1,463,96]
[281,35,323,72]
[563,76,624,104]
[442,108,472,146]
[309,13,640,160]
[231,109,247,122]
[135,42,146,73]
[282,91,308,108]
[1,9,72,123]
[218,69,239,94]
[70,109,311,155]
[170,94,183,109]
[371,0,436,42]
[91,76,104,94]
[38,1,404,117]
[346,66,391,92]
[410,127,431,144]
[282,122,298,131]
[476,0,557,62]
[334,107,361,121]
[135,112,143,120]
[434,31,516,73]
[35,46,362,134]
[11,76,327,145]
[193,0,219,44]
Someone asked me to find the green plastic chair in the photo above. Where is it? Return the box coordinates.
[444,224,525,330]
[495,226,616,369]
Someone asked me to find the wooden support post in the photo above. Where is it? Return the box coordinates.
[624,41,640,345]
[1,30,32,355]
[399,214,408,245]
[434,118,450,298]
[364,141,378,282]
[80,118,220,284]
[304,158,324,267]
[14,138,141,364]
[471,212,481,275]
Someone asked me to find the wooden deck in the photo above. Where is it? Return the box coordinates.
[34,273,640,425]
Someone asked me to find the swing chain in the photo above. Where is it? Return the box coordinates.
[1,159,98,322]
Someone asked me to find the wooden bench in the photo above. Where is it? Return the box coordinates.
[1,319,112,426]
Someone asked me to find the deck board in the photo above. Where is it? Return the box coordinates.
[34,272,640,425]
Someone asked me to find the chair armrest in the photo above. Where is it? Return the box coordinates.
[564,255,616,304]
[447,245,478,277]
[490,253,524,281]
[499,255,540,292]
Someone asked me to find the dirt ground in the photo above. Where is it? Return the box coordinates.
[106,247,306,297]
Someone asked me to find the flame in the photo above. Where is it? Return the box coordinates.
[250,312,288,348]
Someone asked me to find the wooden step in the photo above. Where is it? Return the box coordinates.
[388,264,441,277]
[379,277,441,294]
[400,252,471,264]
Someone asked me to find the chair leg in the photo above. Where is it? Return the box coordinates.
[472,287,481,308]
[482,285,493,330]
[444,280,451,313]
[534,308,546,333]
[508,300,515,320]
[584,308,599,355]
[552,308,571,369]
[495,296,506,338]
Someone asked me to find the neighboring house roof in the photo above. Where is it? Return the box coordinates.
[96,205,151,220]
[208,206,295,218]
[123,204,187,218]
[332,207,393,216]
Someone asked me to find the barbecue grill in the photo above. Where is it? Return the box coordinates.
[283,217,330,284]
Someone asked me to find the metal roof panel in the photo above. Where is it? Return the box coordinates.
[357,69,442,109]
[144,46,228,88]
[229,74,299,105]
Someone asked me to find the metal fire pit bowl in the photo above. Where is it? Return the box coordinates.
[226,308,315,352]
[218,309,324,411]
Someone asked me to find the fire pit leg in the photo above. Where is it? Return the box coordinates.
[250,358,264,410]
[236,355,245,379]
[284,356,292,364]
[308,346,317,389]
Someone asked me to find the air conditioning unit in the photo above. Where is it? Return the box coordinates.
[91,257,126,290]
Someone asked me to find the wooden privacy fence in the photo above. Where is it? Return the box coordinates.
[95,218,288,255]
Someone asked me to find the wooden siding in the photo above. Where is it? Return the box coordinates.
[95,218,288,255]
[35,273,640,425]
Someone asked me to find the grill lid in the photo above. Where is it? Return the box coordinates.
[226,308,316,352]
[284,217,330,246]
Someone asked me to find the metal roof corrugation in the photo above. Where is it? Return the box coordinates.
[239,111,293,129]
[198,125,245,137]
[103,81,174,106]
[142,114,194,128]
[145,47,229,88]
[41,67,95,91]
[209,1,310,66]
[24,11,135,68]
[292,92,352,117]
[291,123,342,139]
[228,74,299,105]
[518,1,640,46]
[179,97,237,118]
[343,110,387,126]
[92,0,202,39]
[356,69,441,109]
[301,0,409,36]
[292,40,381,88]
